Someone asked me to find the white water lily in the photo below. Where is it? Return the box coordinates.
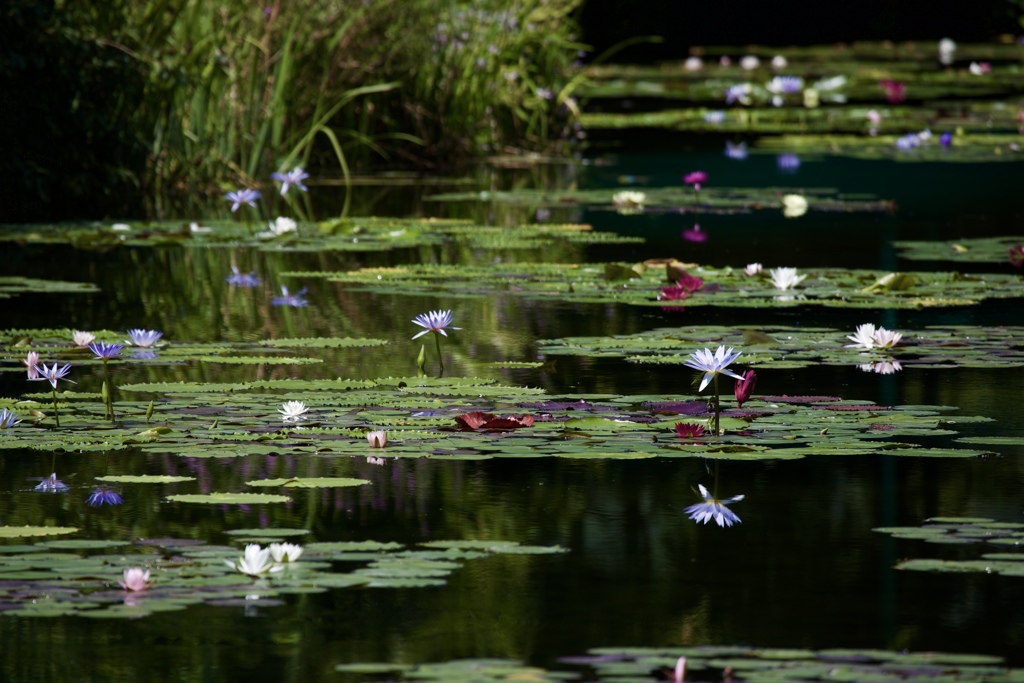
[769,267,806,290]
[743,263,763,276]
[938,38,956,65]
[366,430,388,448]
[267,216,297,236]
[268,543,304,563]
[771,55,788,69]
[872,327,903,349]
[684,56,703,72]
[72,331,96,348]
[226,544,284,576]
[782,194,808,218]
[118,567,153,592]
[612,191,646,208]
[683,345,744,392]
[846,323,878,349]
[189,222,212,234]
[740,55,760,70]
[279,401,309,422]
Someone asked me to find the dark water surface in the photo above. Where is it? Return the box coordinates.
[1,141,1023,681]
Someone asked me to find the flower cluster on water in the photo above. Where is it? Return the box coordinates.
[225,543,303,576]
[845,323,903,350]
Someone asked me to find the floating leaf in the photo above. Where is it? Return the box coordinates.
[0,526,79,538]
[166,493,291,504]
[245,478,371,488]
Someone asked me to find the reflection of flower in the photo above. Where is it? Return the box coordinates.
[86,486,124,506]
[22,351,40,379]
[367,430,388,448]
[225,188,261,212]
[769,267,806,290]
[226,266,260,287]
[279,401,309,422]
[119,568,154,592]
[268,543,304,563]
[72,330,96,347]
[35,473,70,493]
[0,408,20,429]
[682,224,707,242]
[367,456,387,466]
[674,422,706,439]
[743,263,763,276]
[776,153,800,172]
[30,362,72,389]
[858,360,903,375]
[126,329,163,347]
[88,342,124,359]
[724,141,748,160]
[683,345,744,391]
[271,167,309,195]
[412,310,461,339]
[271,286,309,307]
[684,484,744,527]
[226,544,285,576]
[734,370,757,407]
[782,194,808,218]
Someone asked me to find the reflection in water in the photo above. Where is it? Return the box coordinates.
[684,483,745,527]
[858,360,903,375]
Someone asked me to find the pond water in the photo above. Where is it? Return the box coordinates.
[2,131,1024,681]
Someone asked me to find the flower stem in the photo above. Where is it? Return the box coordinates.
[51,388,60,428]
[434,331,444,375]
[712,374,721,436]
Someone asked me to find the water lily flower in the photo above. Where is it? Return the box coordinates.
[846,323,878,349]
[766,75,803,95]
[86,486,124,506]
[119,568,153,592]
[72,330,96,347]
[0,408,20,429]
[771,55,788,69]
[684,484,744,527]
[271,285,308,307]
[35,473,70,493]
[271,167,309,195]
[30,362,72,389]
[739,55,760,70]
[858,360,903,375]
[939,131,953,147]
[724,141,748,160]
[769,267,806,290]
[781,194,809,219]
[743,263,763,276]
[226,266,260,287]
[866,109,882,126]
[126,329,163,347]
[895,133,921,151]
[703,110,725,124]
[367,430,388,448]
[674,422,706,439]
[225,544,285,576]
[938,38,956,65]
[88,342,124,360]
[734,370,757,407]
[268,542,304,563]
[683,345,744,392]
[279,401,309,422]
[879,79,905,104]
[813,75,847,92]
[725,83,752,105]
[225,188,262,212]
[684,56,703,71]
[22,351,40,379]
[802,88,819,108]
[268,216,297,236]
[659,285,690,302]
[1009,244,1024,268]
[189,222,212,234]
[968,61,991,76]
[872,327,903,349]
[681,224,707,242]
[612,191,646,208]
[776,153,800,172]
[412,310,460,339]
[111,223,131,232]
[683,171,707,189]
[719,56,732,67]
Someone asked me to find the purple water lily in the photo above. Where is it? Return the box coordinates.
[88,342,125,359]
[86,486,124,506]
[270,167,309,195]
[30,362,72,389]
[225,188,262,212]
[411,310,460,339]
[271,285,308,307]
[35,473,70,493]
[126,329,163,348]
[226,266,260,287]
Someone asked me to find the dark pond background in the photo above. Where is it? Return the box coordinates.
[2,123,1023,682]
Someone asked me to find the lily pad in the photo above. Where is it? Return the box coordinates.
[165,493,291,504]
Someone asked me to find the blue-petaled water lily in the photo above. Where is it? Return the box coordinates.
[35,473,70,493]
[226,544,285,576]
[684,484,744,527]
[271,167,309,195]
[226,266,259,287]
[683,346,744,392]
[0,408,20,429]
[411,310,461,340]
[224,188,261,212]
[88,342,125,359]
[30,362,72,389]
[271,285,308,307]
[126,329,163,348]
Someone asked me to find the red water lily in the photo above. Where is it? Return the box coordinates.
[674,422,706,439]
[734,369,757,408]
[879,79,905,104]
[1009,243,1023,268]
[455,412,535,430]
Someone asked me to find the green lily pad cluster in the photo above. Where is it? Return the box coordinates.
[334,645,1022,682]
[0,535,566,618]
[0,277,100,300]
[537,324,1024,370]
[893,236,1024,264]
[873,517,1024,577]
[283,262,1023,310]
